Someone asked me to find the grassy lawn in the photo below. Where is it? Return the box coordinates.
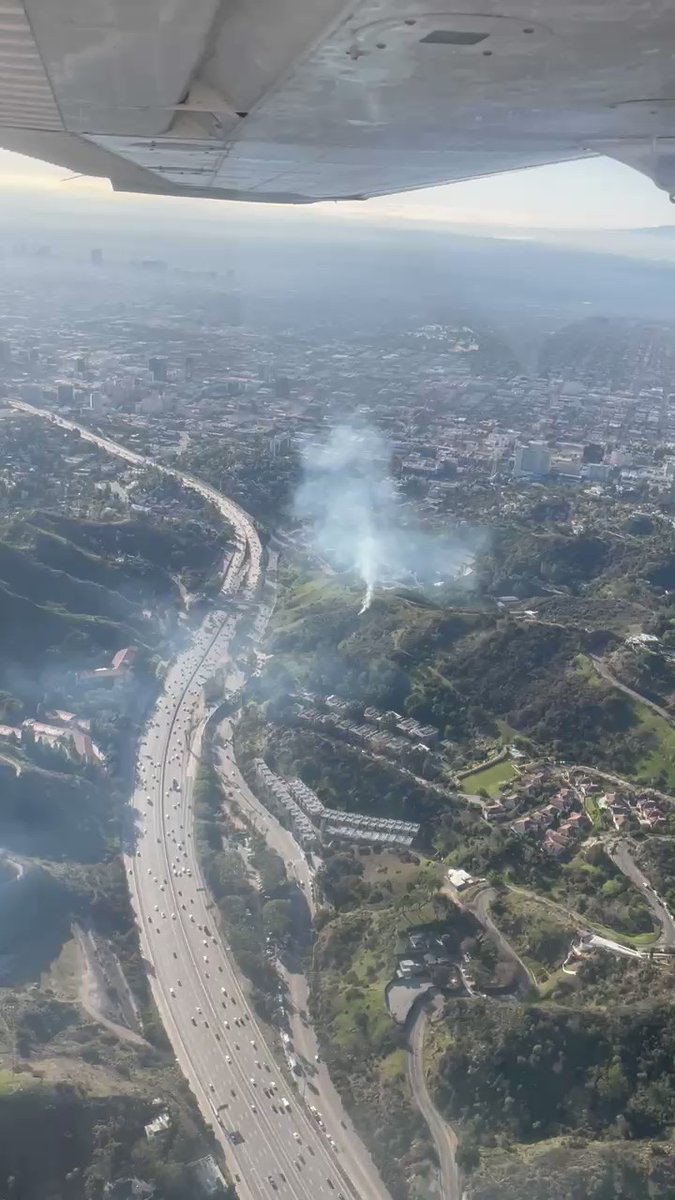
[360,853,443,902]
[507,882,659,950]
[315,873,441,1056]
[0,1069,24,1095]
[491,890,575,982]
[461,758,518,796]
[583,793,603,828]
[589,925,660,949]
[630,701,675,787]
[378,1049,407,1083]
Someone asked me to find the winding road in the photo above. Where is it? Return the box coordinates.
[407,1003,461,1200]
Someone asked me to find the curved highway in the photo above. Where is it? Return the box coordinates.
[11,401,390,1200]
[8,399,262,586]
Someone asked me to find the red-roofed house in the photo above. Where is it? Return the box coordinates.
[111,647,135,672]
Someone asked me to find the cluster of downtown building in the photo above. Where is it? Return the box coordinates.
[3,266,675,518]
[251,758,419,852]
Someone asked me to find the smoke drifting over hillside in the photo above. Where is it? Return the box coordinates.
[294,424,478,608]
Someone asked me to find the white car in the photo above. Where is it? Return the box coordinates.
[169,987,175,997]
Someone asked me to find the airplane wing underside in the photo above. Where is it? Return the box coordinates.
[2,0,675,204]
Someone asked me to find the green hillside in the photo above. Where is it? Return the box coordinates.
[28,511,225,589]
[260,569,654,772]
[0,756,108,862]
[0,509,229,693]
[429,997,675,1198]
[0,540,143,623]
[0,1000,210,1200]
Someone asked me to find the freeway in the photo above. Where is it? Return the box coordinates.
[13,401,390,1200]
[8,399,262,593]
[128,609,362,1200]
[214,728,392,1200]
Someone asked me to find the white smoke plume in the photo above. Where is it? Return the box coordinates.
[358,583,373,616]
[294,423,479,610]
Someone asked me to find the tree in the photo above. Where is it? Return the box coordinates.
[262,898,293,941]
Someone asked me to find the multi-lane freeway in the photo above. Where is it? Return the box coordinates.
[12,401,390,1200]
[128,607,365,1200]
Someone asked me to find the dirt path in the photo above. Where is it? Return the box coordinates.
[73,924,148,1047]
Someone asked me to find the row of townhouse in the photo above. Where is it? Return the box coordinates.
[293,704,430,760]
[251,759,318,850]
[301,691,440,746]
[252,760,420,851]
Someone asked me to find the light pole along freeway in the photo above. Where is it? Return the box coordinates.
[10,401,391,1200]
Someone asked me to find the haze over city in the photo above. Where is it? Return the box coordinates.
[1,125,675,1200]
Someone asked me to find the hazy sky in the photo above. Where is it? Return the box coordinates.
[0,145,674,234]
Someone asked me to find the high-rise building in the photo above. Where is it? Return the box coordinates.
[57,382,74,405]
[149,355,168,382]
[90,248,103,265]
[514,443,551,477]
